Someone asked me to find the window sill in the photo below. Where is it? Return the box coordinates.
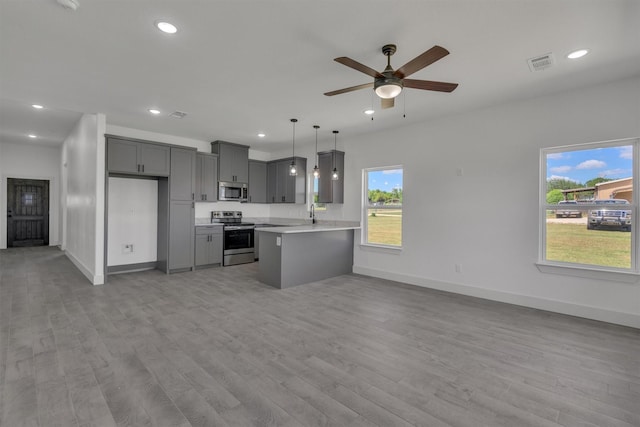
[359,243,403,253]
[536,262,640,284]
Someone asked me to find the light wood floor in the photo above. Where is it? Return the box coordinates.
[1,247,639,427]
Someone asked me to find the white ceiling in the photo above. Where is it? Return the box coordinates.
[1,0,639,151]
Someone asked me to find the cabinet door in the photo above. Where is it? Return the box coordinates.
[210,233,223,265]
[170,147,195,201]
[169,201,194,270]
[139,143,170,176]
[107,138,139,173]
[195,233,210,266]
[248,160,267,203]
[233,146,249,183]
[267,161,278,203]
[217,143,248,183]
[196,154,217,201]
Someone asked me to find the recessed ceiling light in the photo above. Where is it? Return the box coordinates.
[364,109,375,115]
[148,109,161,115]
[257,133,266,138]
[32,104,44,109]
[28,134,37,138]
[567,49,589,59]
[155,21,177,34]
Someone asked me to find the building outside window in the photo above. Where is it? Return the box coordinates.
[540,138,638,272]
[363,166,403,247]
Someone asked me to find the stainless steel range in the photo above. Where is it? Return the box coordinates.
[211,211,255,266]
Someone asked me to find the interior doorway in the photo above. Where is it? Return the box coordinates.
[6,178,50,247]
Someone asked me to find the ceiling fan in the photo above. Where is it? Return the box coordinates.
[324,44,458,109]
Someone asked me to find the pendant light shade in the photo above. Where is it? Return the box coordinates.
[313,125,320,178]
[289,119,298,176]
[332,130,339,181]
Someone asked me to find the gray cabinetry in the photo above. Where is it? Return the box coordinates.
[196,153,218,202]
[267,157,306,204]
[107,137,170,176]
[169,201,194,271]
[169,147,196,272]
[248,160,267,203]
[317,150,344,204]
[195,226,223,267]
[211,141,249,183]
[170,147,196,201]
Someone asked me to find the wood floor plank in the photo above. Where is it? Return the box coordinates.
[1,246,639,427]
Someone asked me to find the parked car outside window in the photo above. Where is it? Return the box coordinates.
[587,199,632,231]
[555,200,582,218]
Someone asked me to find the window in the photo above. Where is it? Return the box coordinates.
[540,138,638,273]
[363,166,403,247]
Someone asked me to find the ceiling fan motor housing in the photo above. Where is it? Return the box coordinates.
[374,73,403,99]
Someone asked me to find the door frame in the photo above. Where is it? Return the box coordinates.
[1,174,58,250]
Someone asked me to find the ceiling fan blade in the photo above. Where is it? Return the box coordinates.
[394,45,450,78]
[334,57,384,78]
[381,98,394,109]
[324,82,373,96]
[403,79,458,92]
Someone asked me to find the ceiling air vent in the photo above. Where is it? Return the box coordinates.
[169,111,187,119]
[527,53,554,72]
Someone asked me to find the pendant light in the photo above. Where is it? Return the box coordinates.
[312,125,320,178]
[332,130,339,181]
[289,118,298,176]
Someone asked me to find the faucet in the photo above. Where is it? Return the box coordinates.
[310,204,316,224]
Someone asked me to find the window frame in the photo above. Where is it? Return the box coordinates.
[538,138,640,280]
[362,165,403,249]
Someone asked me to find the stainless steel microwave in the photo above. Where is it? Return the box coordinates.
[218,181,248,202]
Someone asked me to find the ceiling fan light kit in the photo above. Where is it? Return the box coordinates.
[325,43,458,109]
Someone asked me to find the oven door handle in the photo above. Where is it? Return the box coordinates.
[224,226,255,231]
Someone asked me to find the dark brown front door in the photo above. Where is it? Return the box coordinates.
[7,178,49,247]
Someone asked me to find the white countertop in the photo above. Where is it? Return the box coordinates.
[256,225,360,234]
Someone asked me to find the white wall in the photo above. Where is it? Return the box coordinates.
[63,113,106,285]
[0,141,61,249]
[107,177,158,266]
[343,76,640,328]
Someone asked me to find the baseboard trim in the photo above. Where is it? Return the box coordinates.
[64,250,104,285]
[352,266,640,329]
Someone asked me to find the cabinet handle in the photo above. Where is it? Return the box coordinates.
[192,193,195,200]
[142,164,145,173]
[137,164,140,172]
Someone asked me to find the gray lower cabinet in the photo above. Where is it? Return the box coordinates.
[196,153,218,201]
[248,160,267,203]
[169,201,194,271]
[267,157,306,203]
[195,226,223,267]
[107,137,170,176]
[317,150,344,203]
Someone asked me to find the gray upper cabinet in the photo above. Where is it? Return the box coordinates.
[107,137,170,176]
[196,153,218,202]
[317,150,344,204]
[211,141,249,183]
[267,157,306,204]
[170,147,196,201]
[248,160,267,203]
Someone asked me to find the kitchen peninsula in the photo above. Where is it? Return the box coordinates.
[257,225,360,289]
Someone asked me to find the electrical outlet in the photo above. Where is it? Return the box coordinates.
[455,263,462,273]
